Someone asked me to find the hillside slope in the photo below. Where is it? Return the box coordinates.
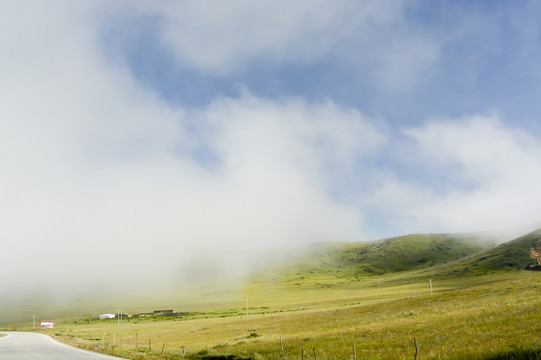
[256,229,541,289]
[450,228,541,273]
[268,233,494,283]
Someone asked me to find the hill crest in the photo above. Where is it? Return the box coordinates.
[256,229,541,286]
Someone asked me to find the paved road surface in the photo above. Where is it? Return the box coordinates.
[0,332,127,360]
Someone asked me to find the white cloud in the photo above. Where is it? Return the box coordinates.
[0,89,377,294]
[0,1,380,298]
[120,0,440,91]
[134,0,365,72]
[200,94,384,179]
[406,114,540,184]
[368,114,541,234]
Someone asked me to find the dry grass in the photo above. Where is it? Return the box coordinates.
[45,271,541,359]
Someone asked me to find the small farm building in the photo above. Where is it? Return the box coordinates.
[98,314,116,319]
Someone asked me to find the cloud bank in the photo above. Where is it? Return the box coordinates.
[0,1,540,304]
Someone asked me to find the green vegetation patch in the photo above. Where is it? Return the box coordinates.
[467,229,541,271]
[253,232,494,289]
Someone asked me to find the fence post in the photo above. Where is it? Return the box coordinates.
[280,335,285,360]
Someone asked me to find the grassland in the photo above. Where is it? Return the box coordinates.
[6,230,541,359]
[38,271,540,360]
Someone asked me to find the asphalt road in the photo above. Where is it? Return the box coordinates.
[0,332,127,360]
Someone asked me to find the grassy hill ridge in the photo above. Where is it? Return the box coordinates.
[265,233,495,284]
[448,227,541,272]
[248,229,541,296]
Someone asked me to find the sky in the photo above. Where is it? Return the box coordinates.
[1,0,541,302]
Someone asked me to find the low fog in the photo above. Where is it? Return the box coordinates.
[2,1,541,319]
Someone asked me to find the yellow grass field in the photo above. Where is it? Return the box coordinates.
[35,271,541,360]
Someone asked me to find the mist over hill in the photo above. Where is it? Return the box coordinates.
[1,228,539,325]
[248,228,541,291]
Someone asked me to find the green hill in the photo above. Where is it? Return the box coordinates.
[449,228,541,273]
[261,233,495,285]
[257,229,541,287]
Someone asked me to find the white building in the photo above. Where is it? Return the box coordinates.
[98,314,116,319]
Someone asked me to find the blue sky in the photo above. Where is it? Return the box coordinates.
[1,0,541,295]
[105,1,541,129]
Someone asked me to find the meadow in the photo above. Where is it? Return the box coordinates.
[5,231,541,359]
[23,270,539,360]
